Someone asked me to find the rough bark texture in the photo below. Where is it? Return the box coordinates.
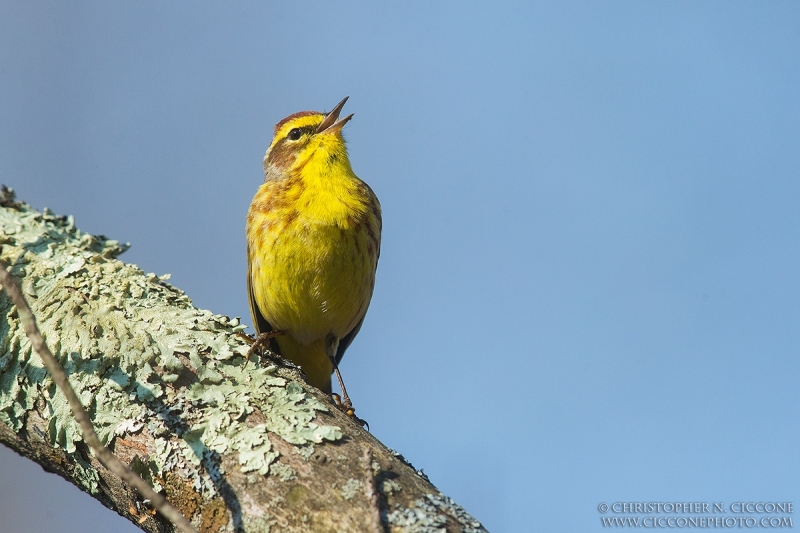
[0,190,487,533]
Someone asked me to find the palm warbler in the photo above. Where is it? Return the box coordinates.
[246,97,381,411]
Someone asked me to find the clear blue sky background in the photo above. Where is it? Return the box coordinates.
[1,2,799,532]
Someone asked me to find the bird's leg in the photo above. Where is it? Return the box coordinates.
[330,364,354,414]
[326,335,368,428]
[330,377,368,430]
[241,330,284,367]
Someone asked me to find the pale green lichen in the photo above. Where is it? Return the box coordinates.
[293,443,315,461]
[386,493,487,533]
[72,451,102,495]
[269,461,297,482]
[0,200,342,497]
[244,516,276,532]
[382,478,402,495]
[340,478,364,501]
[386,505,447,533]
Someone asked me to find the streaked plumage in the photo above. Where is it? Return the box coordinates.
[246,97,381,395]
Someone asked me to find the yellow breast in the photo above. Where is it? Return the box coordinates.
[246,169,381,345]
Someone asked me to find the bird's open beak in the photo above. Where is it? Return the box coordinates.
[316,96,354,134]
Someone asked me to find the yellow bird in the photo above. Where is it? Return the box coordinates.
[246,97,381,413]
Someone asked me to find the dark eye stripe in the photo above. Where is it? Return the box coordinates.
[286,125,319,142]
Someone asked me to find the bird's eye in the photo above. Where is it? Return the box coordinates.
[288,128,302,141]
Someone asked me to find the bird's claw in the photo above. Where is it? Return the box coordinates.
[331,393,369,430]
[241,330,285,368]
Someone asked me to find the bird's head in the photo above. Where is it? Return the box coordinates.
[263,97,354,181]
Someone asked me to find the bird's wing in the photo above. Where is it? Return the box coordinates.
[247,247,280,354]
[334,188,381,366]
[335,313,366,366]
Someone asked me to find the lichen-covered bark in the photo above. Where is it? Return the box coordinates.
[0,192,487,533]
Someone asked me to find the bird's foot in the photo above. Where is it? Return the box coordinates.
[239,330,285,368]
[332,393,369,430]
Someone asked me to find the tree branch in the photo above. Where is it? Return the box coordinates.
[0,187,487,533]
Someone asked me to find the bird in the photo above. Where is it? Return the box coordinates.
[246,97,381,416]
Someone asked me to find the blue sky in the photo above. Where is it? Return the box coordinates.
[1,2,799,532]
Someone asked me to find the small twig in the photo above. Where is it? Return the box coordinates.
[0,259,198,533]
[362,446,383,533]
